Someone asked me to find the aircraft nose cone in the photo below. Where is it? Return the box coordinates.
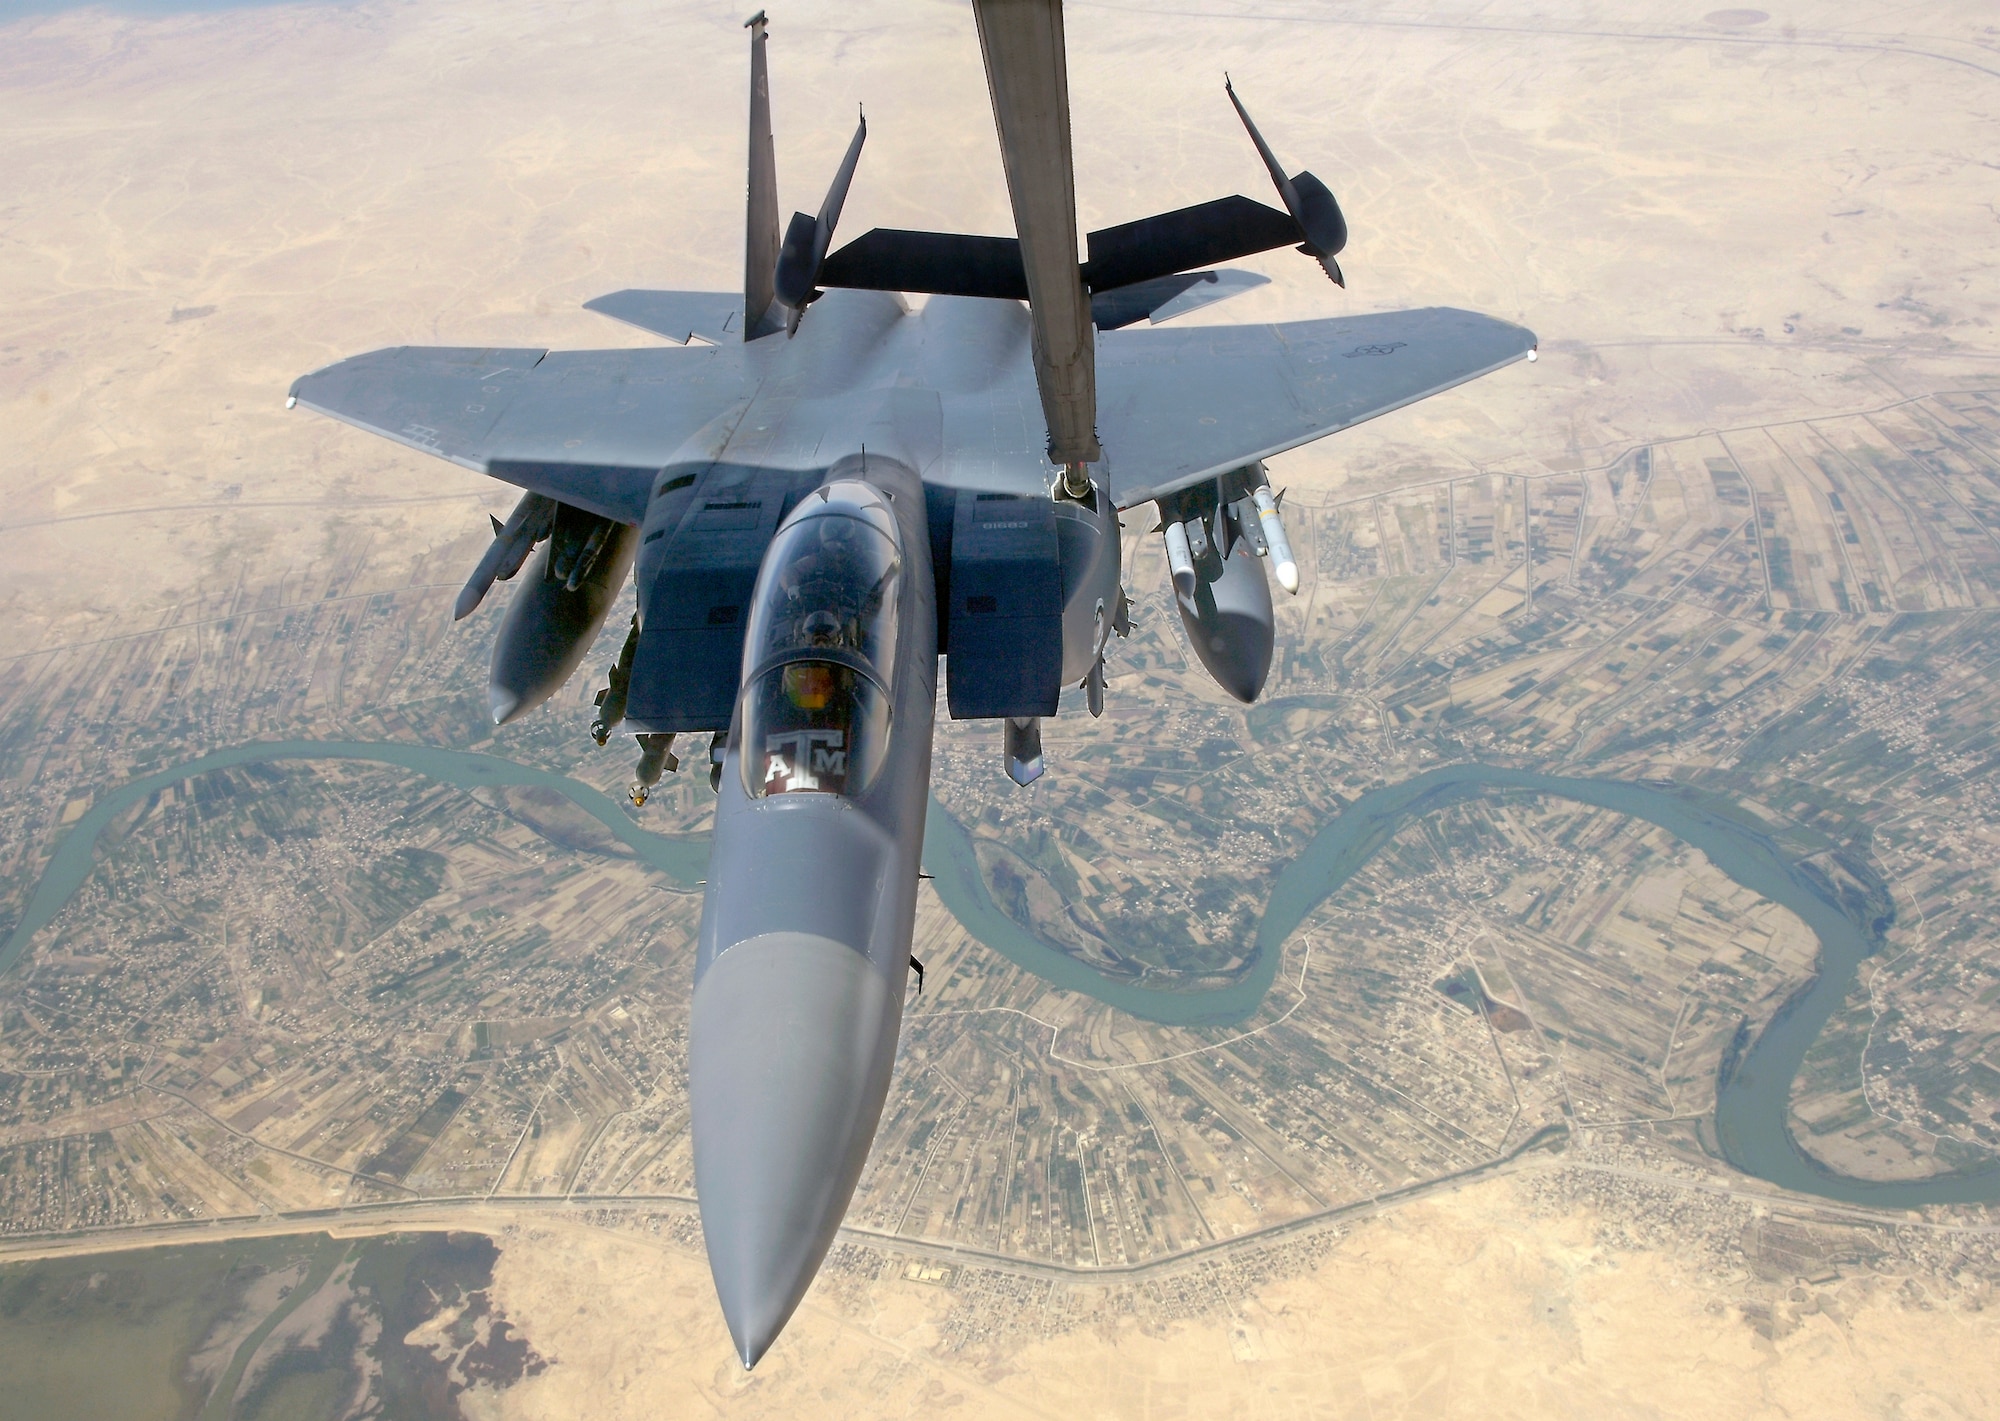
[690,932,901,1368]
[487,684,523,725]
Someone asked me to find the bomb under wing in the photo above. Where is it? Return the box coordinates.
[286,1,1535,1371]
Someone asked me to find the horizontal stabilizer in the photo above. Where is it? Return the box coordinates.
[1081,194,1299,293]
[1088,268,1268,330]
[584,290,743,344]
[1146,268,1270,323]
[819,194,1307,309]
[820,229,1028,300]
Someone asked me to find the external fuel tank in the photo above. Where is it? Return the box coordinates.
[1176,529,1274,702]
[1159,465,1281,703]
[487,507,639,725]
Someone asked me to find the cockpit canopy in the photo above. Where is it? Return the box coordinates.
[738,481,902,800]
[742,481,901,675]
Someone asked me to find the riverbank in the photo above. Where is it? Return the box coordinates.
[8,740,1996,1207]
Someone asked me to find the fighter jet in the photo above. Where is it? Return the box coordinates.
[287,2,1534,1368]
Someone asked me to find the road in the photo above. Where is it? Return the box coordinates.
[7,1124,1991,1283]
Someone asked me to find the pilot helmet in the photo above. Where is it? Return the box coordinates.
[801,609,843,646]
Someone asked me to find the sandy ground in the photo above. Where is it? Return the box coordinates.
[468,1175,1999,1421]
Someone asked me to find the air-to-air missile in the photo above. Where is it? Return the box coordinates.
[453,490,554,620]
[1159,462,1296,703]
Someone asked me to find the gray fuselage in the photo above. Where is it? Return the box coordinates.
[688,453,937,1368]
[613,289,1110,1368]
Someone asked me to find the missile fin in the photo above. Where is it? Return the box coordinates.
[1004,716,1044,786]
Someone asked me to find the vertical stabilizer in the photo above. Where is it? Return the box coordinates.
[744,12,785,339]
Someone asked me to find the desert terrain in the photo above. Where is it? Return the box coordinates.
[3,0,1999,1416]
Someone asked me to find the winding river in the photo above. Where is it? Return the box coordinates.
[6,740,1996,1208]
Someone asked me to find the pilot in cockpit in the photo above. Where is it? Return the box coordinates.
[741,505,899,800]
[772,521,878,654]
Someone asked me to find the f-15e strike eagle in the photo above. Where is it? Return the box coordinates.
[287,1,1534,1369]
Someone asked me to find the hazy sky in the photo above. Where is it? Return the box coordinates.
[0,0,315,18]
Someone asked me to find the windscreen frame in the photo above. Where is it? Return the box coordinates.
[734,481,906,802]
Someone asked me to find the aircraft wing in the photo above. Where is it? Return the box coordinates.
[1096,306,1536,508]
[288,344,754,524]
[583,289,745,344]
